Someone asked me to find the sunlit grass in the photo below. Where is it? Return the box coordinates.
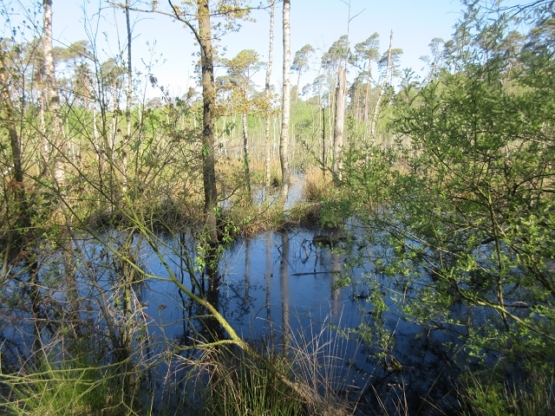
[459,367,555,416]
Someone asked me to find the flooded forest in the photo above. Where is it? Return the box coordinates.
[1,0,555,415]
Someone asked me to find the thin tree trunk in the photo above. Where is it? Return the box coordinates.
[279,0,291,202]
[371,29,393,140]
[333,65,346,179]
[264,0,275,200]
[0,55,41,351]
[364,64,371,122]
[43,0,64,187]
[124,0,132,192]
[296,70,301,100]
[321,107,326,176]
[242,112,252,200]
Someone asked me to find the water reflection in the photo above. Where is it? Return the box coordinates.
[1,226,463,414]
[279,232,290,351]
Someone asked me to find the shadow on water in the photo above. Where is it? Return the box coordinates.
[1,222,464,414]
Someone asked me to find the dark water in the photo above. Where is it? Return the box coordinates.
[137,227,461,414]
[0,223,462,414]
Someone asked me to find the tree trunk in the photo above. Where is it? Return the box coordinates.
[364,62,371,123]
[333,65,346,179]
[371,30,394,140]
[43,0,64,187]
[124,0,132,192]
[198,0,219,271]
[0,54,41,352]
[321,107,326,176]
[279,0,291,202]
[264,0,275,200]
[242,112,252,200]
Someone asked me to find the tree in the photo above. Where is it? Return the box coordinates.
[279,0,291,201]
[291,44,314,99]
[163,0,250,272]
[354,33,379,122]
[321,35,350,72]
[124,0,133,191]
[54,40,90,105]
[419,37,444,82]
[322,35,350,178]
[332,65,346,178]
[339,0,555,390]
[42,0,64,187]
[370,30,402,139]
[264,0,276,198]
[220,49,264,200]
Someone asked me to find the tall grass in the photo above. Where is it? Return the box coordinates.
[197,316,357,416]
[302,167,334,203]
[459,367,555,416]
[1,355,122,416]
[200,346,306,416]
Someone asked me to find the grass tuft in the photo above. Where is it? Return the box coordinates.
[459,367,555,416]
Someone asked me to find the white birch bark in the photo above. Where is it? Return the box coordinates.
[43,0,64,186]
[264,0,275,198]
[333,66,346,178]
[279,0,291,201]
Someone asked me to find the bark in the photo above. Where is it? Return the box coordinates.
[169,0,219,274]
[124,0,132,191]
[364,65,371,122]
[43,0,64,187]
[371,30,394,140]
[296,70,301,100]
[333,65,346,178]
[198,0,219,260]
[321,107,326,176]
[242,112,252,200]
[264,0,275,199]
[279,0,291,202]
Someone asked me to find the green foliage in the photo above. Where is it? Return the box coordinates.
[331,0,555,381]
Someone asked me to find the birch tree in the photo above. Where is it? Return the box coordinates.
[42,0,64,187]
[279,0,291,201]
[264,0,275,198]
[124,0,133,191]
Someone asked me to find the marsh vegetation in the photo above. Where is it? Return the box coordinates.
[1,1,555,415]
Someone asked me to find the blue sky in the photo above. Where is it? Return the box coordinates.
[13,0,467,97]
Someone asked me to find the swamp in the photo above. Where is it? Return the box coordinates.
[1,0,555,415]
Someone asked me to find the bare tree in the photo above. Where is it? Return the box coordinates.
[42,0,64,187]
[124,0,133,191]
[333,65,346,178]
[279,0,291,201]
